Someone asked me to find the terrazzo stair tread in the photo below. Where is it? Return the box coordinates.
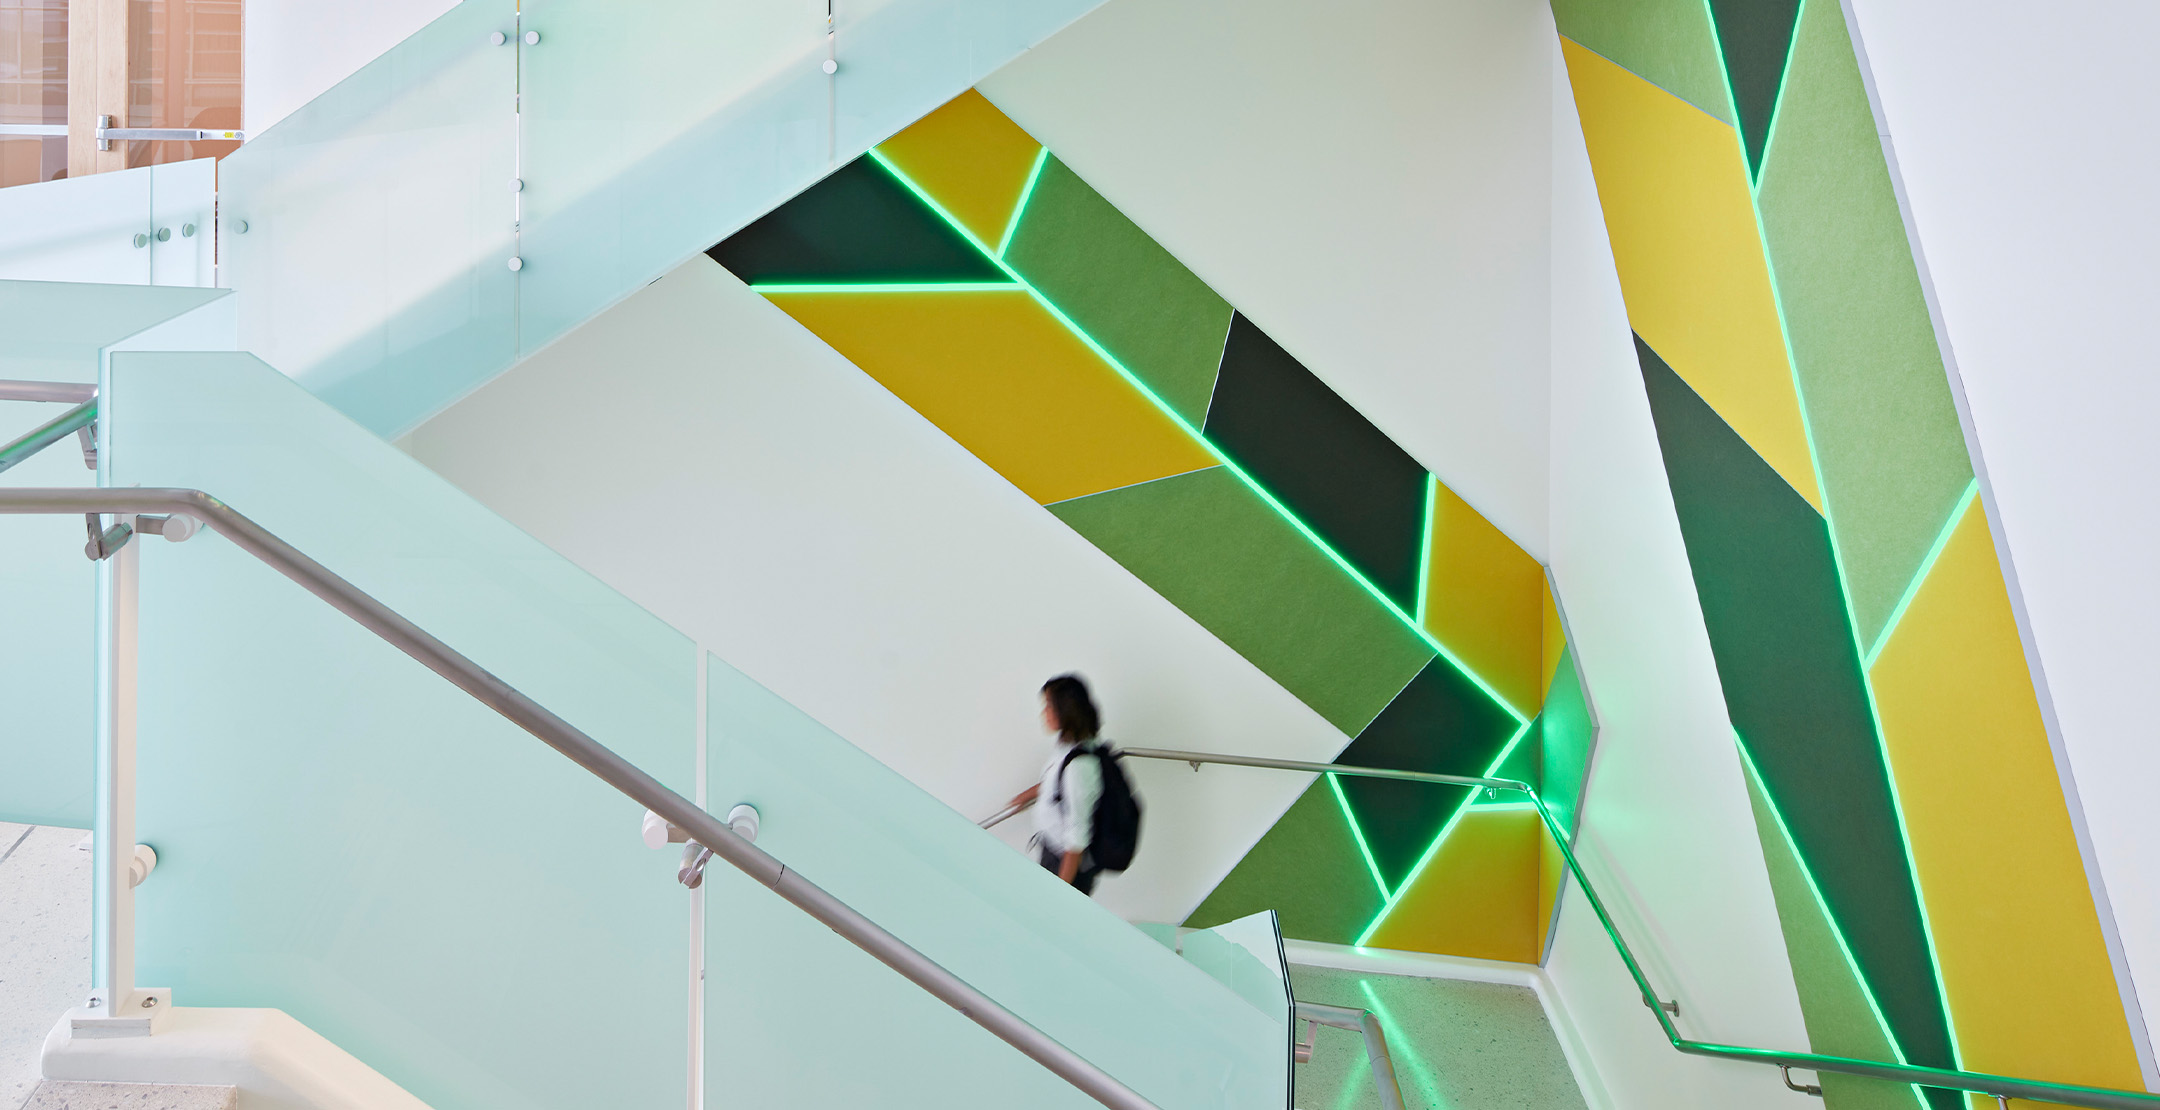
[21,1081,237,1110]
[1287,965,1588,1110]
[0,825,92,1110]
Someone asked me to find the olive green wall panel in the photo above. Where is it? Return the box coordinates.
[1537,644,1595,840]
[1049,465,1434,738]
[1003,156,1233,428]
[1184,780,1383,945]
[1756,0,1972,657]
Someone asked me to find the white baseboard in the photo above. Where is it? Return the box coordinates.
[42,1007,432,1110]
[1282,940,1615,1110]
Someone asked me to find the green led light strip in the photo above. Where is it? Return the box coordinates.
[1862,479,1978,670]
[1352,717,1534,946]
[1738,738,1932,1110]
[1414,474,1436,627]
[1697,0,1962,1069]
[750,282,1020,293]
[997,147,1051,259]
[857,147,1530,727]
[1328,772,1389,900]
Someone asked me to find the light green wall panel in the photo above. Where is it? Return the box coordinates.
[1004,157,1234,428]
[1549,0,1734,123]
[1746,768,1921,1110]
[1755,0,1972,654]
[1050,466,1433,736]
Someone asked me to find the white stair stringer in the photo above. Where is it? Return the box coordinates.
[41,1009,432,1110]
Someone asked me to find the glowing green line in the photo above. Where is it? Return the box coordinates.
[1414,474,1436,628]
[1328,773,1389,900]
[1353,717,1534,946]
[1739,739,1933,1110]
[1750,0,1810,189]
[1862,479,1979,670]
[862,148,1529,725]
[1359,980,1445,1109]
[997,147,1050,259]
[750,282,1019,293]
[1712,0,1960,1067]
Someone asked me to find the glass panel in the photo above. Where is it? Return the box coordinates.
[514,0,1105,377]
[214,0,516,438]
[0,0,68,189]
[103,351,694,1110]
[705,653,1287,1109]
[1179,911,1292,1109]
[124,0,242,169]
[0,167,150,283]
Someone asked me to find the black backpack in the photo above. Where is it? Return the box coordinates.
[1054,741,1143,873]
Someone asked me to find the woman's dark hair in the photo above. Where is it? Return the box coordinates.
[1041,674,1100,741]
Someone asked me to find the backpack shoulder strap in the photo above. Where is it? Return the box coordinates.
[1052,744,1084,804]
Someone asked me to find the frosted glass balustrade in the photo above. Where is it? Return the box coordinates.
[215,0,518,437]
[705,655,1287,1109]
[104,352,692,1110]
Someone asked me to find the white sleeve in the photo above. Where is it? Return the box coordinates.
[1060,751,1104,853]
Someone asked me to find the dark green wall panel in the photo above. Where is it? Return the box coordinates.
[1705,0,1802,176]
[1050,466,1433,737]
[1184,780,1383,944]
[1204,314,1429,614]
[1004,157,1233,428]
[1335,658,1521,890]
[1756,0,1972,654]
[708,158,1006,285]
[1636,335,1953,1075]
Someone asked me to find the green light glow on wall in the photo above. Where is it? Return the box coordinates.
[1738,737,1933,1110]
[1328,772,1389,899]
[861,147,1530,727]
[1862,478,1978,669]
[1352,717,1535,947]
[998,148,1051,259]
[1414,473,1436,628]
[1358,979,1446,1109]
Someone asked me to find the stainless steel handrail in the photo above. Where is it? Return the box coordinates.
[1296,1002,1405,1110]
[0,380,98,404]
[0,400,97,476]
[0,488,1158,1110]
[1086,747,2160,1110]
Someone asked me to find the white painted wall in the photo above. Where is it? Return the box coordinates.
[977,0,1554,558]
[1541,31,1814,1109]
[1843,0,2160,1063]
[405,255,1350,925]
[243,0,457,136]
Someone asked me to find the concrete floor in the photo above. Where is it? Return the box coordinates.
[1289,964,1589,1110]
[0,824,90,1110]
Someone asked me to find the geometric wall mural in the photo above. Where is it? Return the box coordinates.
[1551,0,2145,1104]
[708,89,1594,967]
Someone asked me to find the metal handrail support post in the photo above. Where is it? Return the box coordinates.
[0,488,1158,1110]
[1295,1001,1405,1110]
[0,400,97,476]
[1114,747,2160,1110]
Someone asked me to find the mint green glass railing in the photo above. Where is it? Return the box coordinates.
[701,654,1285,1108]
[220,0,1109,439]
[95,351,1286,1108]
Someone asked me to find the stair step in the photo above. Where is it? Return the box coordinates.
[22,1080,237,1110]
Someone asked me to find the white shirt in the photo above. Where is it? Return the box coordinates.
[1035,738,1104,855]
